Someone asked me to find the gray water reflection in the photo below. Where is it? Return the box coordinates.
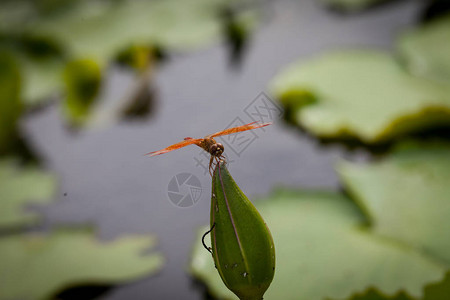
[23,0,423,299]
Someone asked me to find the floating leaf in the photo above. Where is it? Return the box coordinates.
[398,14,450,84]
[210,161,275,300]
[0,158,56,228]
[270,51,450,144]
[0,230,164,300]
[31,0,233,64]
[0,51,22,155]
[343,271,450,300]
[116,45,161,72]
[338,142,450,265]
[2,0,256,108]
[191,190,446,300]
[63,59,102,126]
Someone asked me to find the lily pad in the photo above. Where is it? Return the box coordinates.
[270,51,450,144]
[63,59,102,127]
[2,0,255,109]
[0,230,164,300]
[31,0,232,64]
[344,271,450,300]
[190,190,446,300]
[398,14,450,84]
[338,142,450,265]
[0,159,56,228]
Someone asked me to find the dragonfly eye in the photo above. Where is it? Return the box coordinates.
[210,143,224,157]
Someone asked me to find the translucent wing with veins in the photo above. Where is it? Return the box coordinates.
[207,122,271,138]
[146,138,203,156]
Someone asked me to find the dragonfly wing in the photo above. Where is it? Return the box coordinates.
[146,138,203,156]
[207,122,272,138]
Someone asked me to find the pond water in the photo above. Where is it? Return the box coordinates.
[23,0,424,299]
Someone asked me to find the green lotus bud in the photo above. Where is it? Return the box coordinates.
[210,161,275,300]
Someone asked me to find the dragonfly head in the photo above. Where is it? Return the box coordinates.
[209,143,224,157]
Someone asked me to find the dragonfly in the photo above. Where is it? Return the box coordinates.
[147,122,271,175]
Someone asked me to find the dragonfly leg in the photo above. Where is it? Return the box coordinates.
[209,155,225,176]
[209,156,215,177]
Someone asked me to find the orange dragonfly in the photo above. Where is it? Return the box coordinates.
[147,122,271,175]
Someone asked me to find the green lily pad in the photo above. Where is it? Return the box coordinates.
[2,0,254,108]
[63,59,102,127]
[398,14,450,84]
[32,0,231,65]
[344,271,450,300]
[190,190,446,300]
[0,51,22,155]
[270,50,450,144]
[338,142,450,265]
[0,230,164,300]
[0,159,56,228]
[16,0,254,123]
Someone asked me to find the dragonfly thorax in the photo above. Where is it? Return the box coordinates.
[198,138,224,157]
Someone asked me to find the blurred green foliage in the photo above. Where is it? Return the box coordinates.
[270,50,450,144]
[0,1,258,295]
[344,272,450,300]
[0,52,22,155]
[0,159,164,300]
[0,0,258,127]
[191,187,450,299]
[270,13,450,146]
[0,158,55,228]
[63,59,101,127]
[192,9,450,300]
[1,1,449,299]
[399,14,450,84]
[0,230,164,300]
[338,142,450,266]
